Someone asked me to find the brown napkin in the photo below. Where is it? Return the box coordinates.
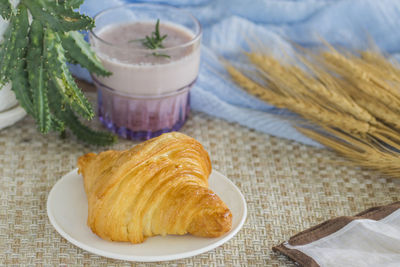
[273,202,400,267]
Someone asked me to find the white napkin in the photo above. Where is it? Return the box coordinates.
[274,202,400,267]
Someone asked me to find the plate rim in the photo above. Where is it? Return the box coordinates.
[47,168,247,262]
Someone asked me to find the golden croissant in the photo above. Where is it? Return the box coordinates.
[77,132,232,243]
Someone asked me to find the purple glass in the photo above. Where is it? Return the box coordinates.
[95,77,192,140]
[89,4,202,140]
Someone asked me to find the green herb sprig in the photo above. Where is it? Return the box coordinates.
[0,0,116,146]
[130,19,170,58]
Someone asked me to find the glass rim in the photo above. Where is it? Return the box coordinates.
[89,3,202,52]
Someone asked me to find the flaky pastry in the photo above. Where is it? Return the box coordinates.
[77,132,232,243]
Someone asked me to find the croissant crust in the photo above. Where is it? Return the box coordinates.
[78,132,232,243]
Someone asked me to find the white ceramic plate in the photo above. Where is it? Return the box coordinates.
[47,169,247,262]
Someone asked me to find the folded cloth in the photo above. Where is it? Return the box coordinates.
[73,0,400,146]
[273,202,400,267]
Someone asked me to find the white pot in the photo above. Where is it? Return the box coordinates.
[0,82,27,131]
[0,82,18,112]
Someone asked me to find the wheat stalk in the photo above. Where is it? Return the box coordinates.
[226,47,400,178]
[227,64,371,135]
[321,51,400,113]
[360,51,400,82]
[297,126,400,177]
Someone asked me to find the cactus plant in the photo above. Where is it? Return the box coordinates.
[0,0,116,145]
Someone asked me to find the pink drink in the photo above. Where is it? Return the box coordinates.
[90,4,202,140]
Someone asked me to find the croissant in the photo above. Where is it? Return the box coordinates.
[77,132,232,244]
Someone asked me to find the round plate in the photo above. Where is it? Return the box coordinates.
[47,169,247,262]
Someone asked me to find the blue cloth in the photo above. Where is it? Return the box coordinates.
[72,0,400,146]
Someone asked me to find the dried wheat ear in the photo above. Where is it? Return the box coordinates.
[227,45,400,178]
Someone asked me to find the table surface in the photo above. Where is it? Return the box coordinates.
[1,92,399,266]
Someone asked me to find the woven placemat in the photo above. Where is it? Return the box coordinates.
[0,93,399,266]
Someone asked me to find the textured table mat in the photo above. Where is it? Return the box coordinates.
[1,93,399,266]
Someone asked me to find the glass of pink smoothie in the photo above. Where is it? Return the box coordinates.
[89,4,202,140]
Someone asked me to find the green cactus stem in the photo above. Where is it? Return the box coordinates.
[9,6,34,117]
[45,29,94,120]
[0,18,13,84]
[0,5,29,85]
[27,20,51,133]
[22,0,94,32]
[61,31,111,77]
[48,86,116,146]
[50,113,65,132]
[0,0,12,20]
[59,107,117,146]
[11,57,34,117]
[0,0,116,146]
